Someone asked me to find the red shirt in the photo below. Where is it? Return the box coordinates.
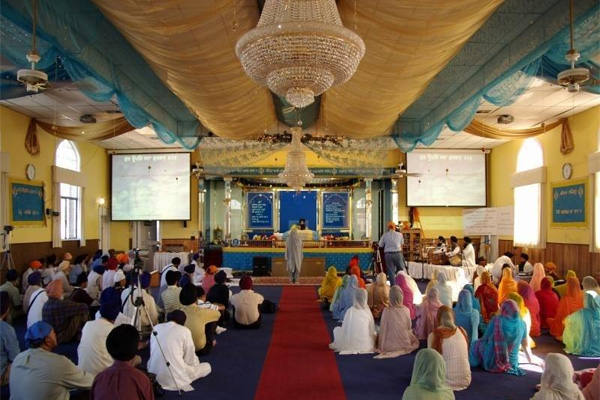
[91,361,154,400]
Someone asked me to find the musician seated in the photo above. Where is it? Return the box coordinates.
[445,236,462,267]
[433,236,446,255]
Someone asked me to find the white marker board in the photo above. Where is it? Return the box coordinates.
[463,206,513,236]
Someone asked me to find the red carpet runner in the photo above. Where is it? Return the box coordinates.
[254,286,346,400]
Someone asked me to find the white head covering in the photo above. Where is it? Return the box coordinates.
[353,288,369,311]
[58,260,70,272]
[532,353,584,400]
[113,269,126,284]
[389,285,404,307]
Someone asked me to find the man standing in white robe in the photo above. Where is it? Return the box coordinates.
[148,310,211,392]
[285,227,303,284]
[462,237,476,268]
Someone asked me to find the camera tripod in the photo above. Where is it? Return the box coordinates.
[128,251,183,396]
[1,227,15,271]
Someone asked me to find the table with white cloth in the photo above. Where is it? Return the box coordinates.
[153,252,191,272]
[407,261,486,302]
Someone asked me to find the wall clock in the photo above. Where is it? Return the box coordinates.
[562,163,573,180]
[26,164,36,180]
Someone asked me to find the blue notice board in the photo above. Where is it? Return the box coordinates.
[322,192,349,229]
[9,179,45,227]
[279,190,317,231]
[247,192,274,229]
[551,180,586,226]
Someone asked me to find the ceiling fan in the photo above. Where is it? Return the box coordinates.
[191,162,228,179]
[394,162,422,178]
[17,0,49,93]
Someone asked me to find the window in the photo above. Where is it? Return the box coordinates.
[595,173,600,251]
[56,140,81,240]
[514,139,544,248]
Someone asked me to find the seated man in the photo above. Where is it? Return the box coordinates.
[158,257,181,309]
[10,321,94,400]
[0,269,23,322]
[148,310,211,392]
[121,272,158,334]
[23,271,43,312]
[42,280,89,344]
[518,253,533,275]
[161,270,183,315]
[179,284,220,355]
[77,300,120,375]
[231,276,264,329]
[0,292,20,386]
[91,324,154,400]
[492,252,517,283]
[22,259,43,294]
[70,272,95,307]
[26,275,48,329]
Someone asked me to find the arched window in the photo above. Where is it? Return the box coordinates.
[514,138,544,248]
[231,199,242,210]
[56,140,81,240]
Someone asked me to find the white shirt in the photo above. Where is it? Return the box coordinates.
[121,287,159,329]
[446,244,460,257]
[21,267,34,293]
[85,270,103,300]
[148,322,211,391]
[521,261,534,275]
[94,310,129,327]
[192,260,205,284]
[492,256,517,281]
[26,288,48,329]
[77,318,115,375]
[231,290,264,325]
[158,265,178,309]
[101,270,116,293]
[378,230,403,253]
[463,243,476,268]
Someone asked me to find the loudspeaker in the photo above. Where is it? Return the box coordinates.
[253,256,271,276]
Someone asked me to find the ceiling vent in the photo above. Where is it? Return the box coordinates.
[497,114,514,124]
[79,114,97,124]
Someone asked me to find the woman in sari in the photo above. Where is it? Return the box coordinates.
[549,276,584,340]
[531,353,585,400]
[582,276,600,297]
[375,285,419,359]
[453,289,479,345]
[469,299,536,376]
[366,272,390,319]
[397,270,423,305]
[318,266,341,304]
[401,349,455,400]
[529,263,545,293]
[517,281,541,337]
[474,271,498,324]
[428,306,471,391]
[498,267,518,304]
[350,265,366,289]
[563,290,600,357]
[415,287,442,340]
[462,284,481,314]
[332,275,359,321]
[395,273,416,319]
[472,265,485,292]
[435,272,453,307]
[329,288,376,355]
[329,275,349,312]
[535,277,559,329]
[555,270,577,298]
[507,293,535,348]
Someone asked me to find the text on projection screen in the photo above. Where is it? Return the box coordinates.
[112,153,190,220]
[406,151,486,207]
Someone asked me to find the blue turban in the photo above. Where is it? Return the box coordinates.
[93,264,105,275]
[25,321,53,347]
[100,301,121,321]
[179,274,191,288]
[192,253,200,261]
[139,272,151,289]
[28,271,42,286]
[184,264,195,274]
[100,287,120,305]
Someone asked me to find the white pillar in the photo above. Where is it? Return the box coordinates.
[364,178,373,240]
[391,178,399,224]
[223,178,232,240]
[197,178,206,244]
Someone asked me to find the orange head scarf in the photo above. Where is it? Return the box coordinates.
[498,267,517,304]
[350,266,365,289]
[431,306,468,355]
[550,276,584,339]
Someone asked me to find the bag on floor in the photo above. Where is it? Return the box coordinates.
[260,299,278,314]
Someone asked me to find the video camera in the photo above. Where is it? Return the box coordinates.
[132,248,144,271]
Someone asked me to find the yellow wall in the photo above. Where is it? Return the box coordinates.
[490,105,599,244]
[0,105,109,244]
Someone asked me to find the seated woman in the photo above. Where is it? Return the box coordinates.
[395,274,416,319]
[329,275,349,312]
[517,281,541,337]
[230,276,264,329]
[201,265,218,295]
[474,271,498,325]
[544,262,561,282]
[563,290,600,357]
[329,288,376,355]
[472,265,485,292]
[318,266,341,304]
[428,306,470,391]
[349,265,366,289]
[531,353,585,400]
[332,275,359,321]
[397,271,422,305]
[582,276,600,297]
[469,299,536,376]
[401,348,455,400]
[529,263,546,293]
[462,284,481,314]
[415,287,442,340]
[549,276,584,340]
[498,267,518,304]
[375,285,419,359]
[453,289,479,345]
[367,272,390,319]
[507,293,535,348]
[555,270,577,298]
[435,273,453,307]
[535,277,560,329]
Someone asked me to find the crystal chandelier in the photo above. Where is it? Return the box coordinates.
[236,0,365,109]
[278,127,314,191]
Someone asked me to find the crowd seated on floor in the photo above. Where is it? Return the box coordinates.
[322,252,600,399]
[0,249,270,398]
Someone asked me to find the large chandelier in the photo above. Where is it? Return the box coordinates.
[278,127,314,191]
[236,0,365,109]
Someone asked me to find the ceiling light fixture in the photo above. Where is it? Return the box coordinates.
[278,126,314,191]
[557,0,590,92]
[235,0,365,109]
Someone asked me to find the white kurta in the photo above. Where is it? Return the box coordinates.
[85,270,103,300]
[148,322,211,391]
[21,267,34,294]
[101,270,116,293]
[329,307,376,355]
[427,330,471,391]
[463,243,476,268]
[492,256,517,282]
[77,318,115,375]
[94,310,130,327]
[121,287,159,329]
[26,288,48,329]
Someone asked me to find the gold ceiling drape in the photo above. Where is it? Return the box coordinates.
[92,0,277,139]
[35,117,134,141]
[464,118,564,139]
[321,0,503,138]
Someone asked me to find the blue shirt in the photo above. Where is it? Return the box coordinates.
[378,230,404,253]
[0,320,20,376]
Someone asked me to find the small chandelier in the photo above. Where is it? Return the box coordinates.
[278,127,314,191]
[236,0,365,109]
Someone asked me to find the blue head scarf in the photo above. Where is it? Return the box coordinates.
[463,284,481,312]
[332,275,358,321]
[454,289,480,344]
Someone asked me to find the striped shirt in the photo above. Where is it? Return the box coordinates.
[161,286,183,314]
